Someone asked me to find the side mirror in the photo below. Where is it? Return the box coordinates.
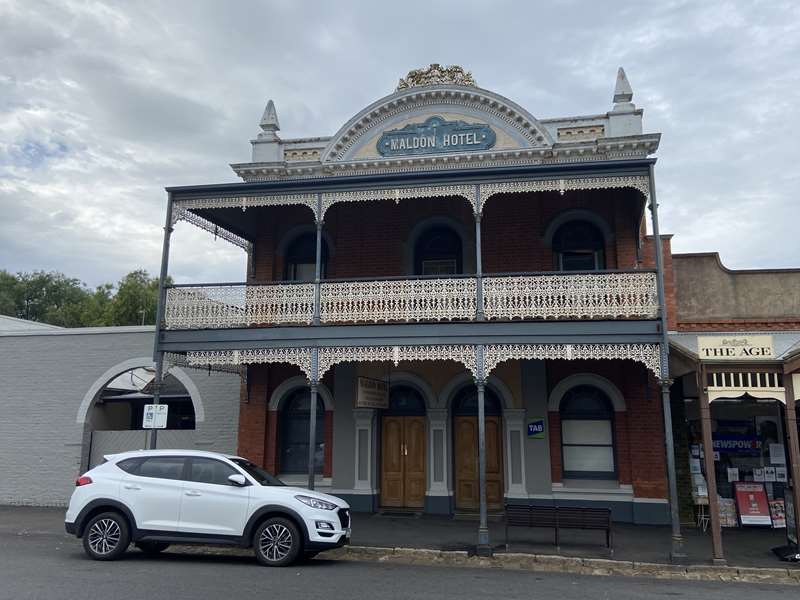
[228,473,247,487]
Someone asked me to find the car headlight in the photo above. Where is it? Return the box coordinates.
[295,495,337,511]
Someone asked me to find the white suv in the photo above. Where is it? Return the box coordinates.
[65,449,350,566]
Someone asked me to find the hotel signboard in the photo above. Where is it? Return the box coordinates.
[377,116,496,157]
[697,335,775,361]
[356,377,389,409]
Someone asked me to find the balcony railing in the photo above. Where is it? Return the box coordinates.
[163,271,658,330]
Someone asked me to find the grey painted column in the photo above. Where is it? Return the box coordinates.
[313,193,323,326]
[782,373,800,549]
[476,345,491,556]
[150,191,175,450]
[698,364,725,564]
[647,164,685,561]
[474,184,485,321]
[308,348,319,490]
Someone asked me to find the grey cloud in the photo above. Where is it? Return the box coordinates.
[1,0,798,289]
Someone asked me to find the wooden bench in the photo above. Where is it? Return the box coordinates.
[505,504,613,554]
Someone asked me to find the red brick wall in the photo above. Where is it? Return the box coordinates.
[641,235,677,329]
[546,359,667,499]
[249,188,648,281]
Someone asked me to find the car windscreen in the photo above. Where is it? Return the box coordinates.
[231,458,285,486]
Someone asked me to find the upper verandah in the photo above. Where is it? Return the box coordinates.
[230,65,660,182]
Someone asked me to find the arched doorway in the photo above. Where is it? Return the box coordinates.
[278,388,325,475]
[380,385,426,509]
[452,386,504,512]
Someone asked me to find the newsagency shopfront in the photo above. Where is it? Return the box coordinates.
[151,65,684,555]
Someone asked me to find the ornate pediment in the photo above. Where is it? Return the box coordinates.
[397,64,477,90]
[322,84,554,163]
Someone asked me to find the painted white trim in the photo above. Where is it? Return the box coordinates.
[503,409,527,497]
[268,375,334,411]
[708,389,785,404]
[547,373,626,412]
[330,488,377,495]
[632,497,669,504]
[76,357,205,424]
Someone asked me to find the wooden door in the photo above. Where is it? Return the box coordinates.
[381,417,405,507]
[454,416,504,511]
[403,416,426,508]
[380,416,426,509]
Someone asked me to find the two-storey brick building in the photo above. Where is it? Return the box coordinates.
[154,65,683,555]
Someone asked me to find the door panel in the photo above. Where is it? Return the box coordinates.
[454,417,478,510]
[178,458,251,535]
[381,417,405,507]
[485,417,504,510]
[121,474,184,531]
[404,417,426,508]
[380,415,426,509]
[454,416,504,511]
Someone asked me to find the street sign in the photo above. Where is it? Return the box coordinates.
[527,420,545,439]
[143,404,168,429]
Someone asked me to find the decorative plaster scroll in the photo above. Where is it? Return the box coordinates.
[397,64,477,90]
[317,345,478,379]
[173,193,318,216]
[483,272,658,321]
[484,343,662,379]
[164,284,314,330]
[185,348,314,381]
[478,175,651,212]
[320,184,476,218]
[173,208,252,252]
[320,278,476,323]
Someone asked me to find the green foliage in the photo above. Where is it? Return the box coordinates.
[0,269,171,327]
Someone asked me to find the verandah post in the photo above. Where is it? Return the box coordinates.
[150,191,174,450]
[476,344,491,556]
[647,163,685,560]
[782,373,800,549]
[474,184,485,321]
[308,348,319,490]
[698,364,725,563]
[313,193,323,326]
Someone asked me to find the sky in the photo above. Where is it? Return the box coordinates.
[1,0,798,288]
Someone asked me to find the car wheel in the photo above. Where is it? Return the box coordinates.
[135,541,170,555]
[82,512,130,561]
[253,517,301,567]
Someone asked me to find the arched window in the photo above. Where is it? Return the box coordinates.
[414,226,462,276]
[560,385,616,479]
[386,385,426,415]
[279,389,324,474]
[452,386,502,416]
[552,220,605,271]
[284,233,327,281]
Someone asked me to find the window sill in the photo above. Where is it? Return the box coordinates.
[278,474,332,488]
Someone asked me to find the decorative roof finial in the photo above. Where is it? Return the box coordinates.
[397,64,477,91]
[613,67,633,104]
[258,99,280,139]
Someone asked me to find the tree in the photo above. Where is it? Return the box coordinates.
[108,270,170,326]
[0,269,171,327]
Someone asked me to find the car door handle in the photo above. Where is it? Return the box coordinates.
[123,484,141,490]
[185,490,202,497]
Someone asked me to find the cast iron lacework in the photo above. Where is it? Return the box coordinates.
[319,278,477,323]
[164,352,242,375]
[317,345,478,379]
[478,175,651,212]
[173,208,252,252]
[185,348,314,381]
[173,193,318,215]
[484,343,661,379]
[164,284,315,329]
[482,272,658,321]
[320,184,475,218]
